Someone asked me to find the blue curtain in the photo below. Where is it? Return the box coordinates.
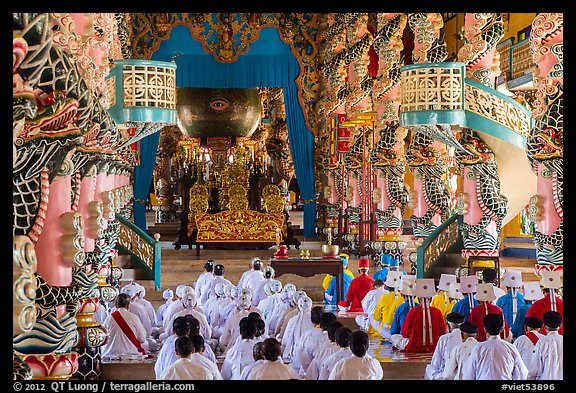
[151,26,317,236]
[133,131,160,230]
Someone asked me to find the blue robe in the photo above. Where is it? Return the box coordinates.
[390,298,419,335]
[372,267,389,283]
[324,273,353,306]
[451,294,478,320]
[496,290,526,329]
[511,301,533,339]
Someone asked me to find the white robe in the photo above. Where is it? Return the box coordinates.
[214,299,242,338]
[237,269,264,293]
[201,276,232,306]
[162,300,185,334]
[219,307,262,353]
[283,310,314,367]
[319,347,353,380]
[514,331,545,380]
[247,359,301,380]
[221,338,257,380]
[268,298,293,333]
[166,307,212,341]
[159,357,213,380]
[154,334,217,379]
[258,293,282,329]
[194,272,215,306]
[190,352,223,380]
[135,297,157,327]
[425,328,463,380]
[204,296,231,328]
[461,335,528,380]
[306,341,339,380]
[252,278,273,307]
[156,299,174,327]
[327,354,383,380]
[129,300,153,337]
[356,287,388,331]
[93,303,110,326]
[443,337,479,380]
[240,359,264,380]
[277,308,298,342]
[101,308,147,359]
[533,331,563,380]
[293,327,328,375]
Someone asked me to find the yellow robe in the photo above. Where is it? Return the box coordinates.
[321,269,355,290]
[373,291,405,331]
[431,291,456,322]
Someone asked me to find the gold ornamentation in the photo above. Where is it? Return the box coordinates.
[117,221,154,270]
[227,184,249,211]
[423,218,459,273]
[262,184,285,213]
[195,210,285,242]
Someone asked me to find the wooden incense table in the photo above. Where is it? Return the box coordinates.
[269,257,344,304]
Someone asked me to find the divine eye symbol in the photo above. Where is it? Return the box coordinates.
[210,97,229,110]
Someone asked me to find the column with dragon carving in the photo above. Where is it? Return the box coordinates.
[152,126,182,224]
[456,13,508,275]
[526,14,563,275]
[369,13,410,263]
[405,13,452,274]
[266,89,294,198]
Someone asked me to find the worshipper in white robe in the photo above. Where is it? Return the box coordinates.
[133,282,157,327]
[159,336,213,380]
[513,316,545,380]
[167,292,211,341]
[442,321,479,380]
[102,293,148,359]
[294,309,336,377]
[155,288,174,328]
[277,290,308,343]
[203,282,230,328]
[247,338,301,380]
[328,330,383,380]
[194,260,216,308]
[221,316,259,380]
[154,316,191,380]
[213,284,240,339]
[161,285,194,341]
[425,311,465,380]
[355,279,387,333]
[461,313,528,380]
[252,266,276,307]
[268,283,297,334]
[240,341,265,380]
[190,334,223,380]
[306,320,343,380]
[318,326,353,380]
[92,290,110,326]
[121,283,153,338]
[183,314,217,363]
[237,257,264,293]
[533,311,563,380]
[282,295,314,367]
[226,311,269,350]
[200,264,232,306]
[219,293,262,353]
[257,280,283,331]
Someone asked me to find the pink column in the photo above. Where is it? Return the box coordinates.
[78,176,96,252]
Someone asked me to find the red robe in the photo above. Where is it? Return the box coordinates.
[401,305,447,353]
[526,293,564,335]
[337,273,375,312]
[468,302,510,342]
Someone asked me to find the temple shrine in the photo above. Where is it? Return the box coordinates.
[13,12,563,382]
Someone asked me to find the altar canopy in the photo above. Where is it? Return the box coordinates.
[149,26,317,237]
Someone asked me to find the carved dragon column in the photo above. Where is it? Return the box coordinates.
[405,13,452,273]
[456,13,507,275]
[369,13,409,263]
[526,14,563,276]
[342,127,365,254]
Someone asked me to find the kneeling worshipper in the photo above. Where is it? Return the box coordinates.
[512,281,544,340]
[337,257,375,312]
[425,312,465,380]
[252,265,276,307]
[372,253,391,282]
[323,253,354,307]
[221,316,260,380]
[355,279,387,334]
[292,308,336,377]
[496,269,526,330]
[318,326,353,380]
[391,278,447,352]
[513,316,544,380]
[533,311,563,380]
[526,270,563,335]
[155,288,175,328]
[237,257,266,298]
[200,263,233,306]
[155,316,192,379]
[239,341,265,380]
[468,283,511,342]
[219,292,262,353]
[257,279,283,329]
[101,293,150,359]
[247,338,301,380]
[166,292,212,341]
[204,282,230,328]
[161,285,194,341]
[159,336,213,380]
[133,282,157,328]
[451,274,479,320]
[194,260,216,308]
[276,290,308,343]
[327,330,383,380]
[268,283,297,334]
[431,274,459,321]
[388,275,419,340]
[190,334,223,380]
[120,283,158,351]
[442,320,479,380]
[282,295,315,366]
[373,270,404,340]
[305,320,343,380]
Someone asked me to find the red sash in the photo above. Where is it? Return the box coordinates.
[111,310,146,354]
[526,331,540,346]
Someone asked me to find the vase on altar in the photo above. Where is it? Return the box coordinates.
[274,245,288,258]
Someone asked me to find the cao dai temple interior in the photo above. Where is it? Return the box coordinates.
[13,12,564,381]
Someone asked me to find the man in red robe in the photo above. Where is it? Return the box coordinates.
[337,258,375,312]
[526,271,563,335]
[468,283,511,342]
[399,278,447,353]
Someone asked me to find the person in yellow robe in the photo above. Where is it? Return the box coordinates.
[431,274,460,323]
[321,253,355,290]
[373,270,404,341]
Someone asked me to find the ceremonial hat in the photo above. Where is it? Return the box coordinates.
[162,288,174,300]
[359,258,370,268]
[121,283,138,298]
[339,253,350,266]
[250,257,261,267]
[459,321,478,334]
[523,281,544,301]
[380,253,391,266]
[524,316,543,329]
[269,279,283,294]
[175,284,187,298]
[214,283,227,297]
[540,271,562,289]
[475,283,496,302]
[298,295,313,312]
[400,275,417,296]
[542,311,562,329]
[384,270,402,288]
[438,274,458,292]
[414,278,437,299]
[459,275,478,294]
[502,269,523,288]
[389,258,399,268]
[448,286,463,300]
